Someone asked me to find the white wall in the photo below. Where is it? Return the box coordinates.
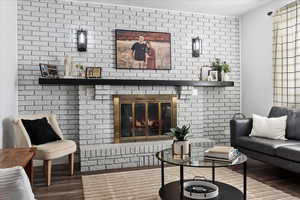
[0,0,18,148]
[241,0,293,116]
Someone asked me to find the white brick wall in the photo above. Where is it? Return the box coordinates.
[80,138,215,172]
[17,0,240,171]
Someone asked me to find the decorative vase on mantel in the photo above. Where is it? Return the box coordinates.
[167,124,191,158]
[222,62,231,81]
[64,56,73,78]
[217,70,222,81]
[223,73,230,81]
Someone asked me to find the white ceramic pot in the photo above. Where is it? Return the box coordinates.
[223,73,230,81]
[173,140,190,155]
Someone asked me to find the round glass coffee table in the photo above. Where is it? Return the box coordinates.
[156,148,248,200]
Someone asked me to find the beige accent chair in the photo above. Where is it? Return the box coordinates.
[13,114,76,186]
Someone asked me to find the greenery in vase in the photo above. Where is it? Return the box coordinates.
[211,58,230,73]
[211,58,223,72]
[167,124,191,141]
[75,64,84,71]
[75,64,85,77]
[223,62,231,73]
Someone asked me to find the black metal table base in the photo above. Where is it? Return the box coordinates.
[159,180,244,200]
[160,160,247,200]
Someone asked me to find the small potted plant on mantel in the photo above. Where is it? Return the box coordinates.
[167,124,191,156]
[222,62,231,81]
[211,58,230,81]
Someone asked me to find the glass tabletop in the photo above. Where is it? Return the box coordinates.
[156,148,247,168]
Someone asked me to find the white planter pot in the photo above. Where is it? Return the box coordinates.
[223,73,230,81]
[173,140,190,155]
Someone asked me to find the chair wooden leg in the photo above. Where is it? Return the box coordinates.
[68,153,74,176]
[44,160,52,186]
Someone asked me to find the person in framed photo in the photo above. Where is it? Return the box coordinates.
[116,29,171,70]
[146,41,156,69]
[131,36,147,68]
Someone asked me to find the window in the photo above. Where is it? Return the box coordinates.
[273,1,300,108]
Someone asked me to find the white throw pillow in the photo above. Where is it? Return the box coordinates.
[250,114,287,140]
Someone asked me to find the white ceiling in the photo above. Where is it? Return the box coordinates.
[81,0,274,16]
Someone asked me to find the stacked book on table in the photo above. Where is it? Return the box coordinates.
[204,146,239,162]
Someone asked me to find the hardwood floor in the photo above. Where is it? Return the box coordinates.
[32,164,157,200]
[32,158,300,200]
[33,164,83,200]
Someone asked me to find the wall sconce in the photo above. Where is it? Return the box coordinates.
[77,29,87,52]
[192,37,202,57]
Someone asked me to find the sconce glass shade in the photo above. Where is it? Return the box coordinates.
[192,37,202,57]
[77,29,87,52]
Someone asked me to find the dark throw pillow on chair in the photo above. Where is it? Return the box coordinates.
[21,118,61,145]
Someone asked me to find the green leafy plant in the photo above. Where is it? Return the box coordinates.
[211,58,230,73]
[75,64,84,71]
[211,58,222,72]
[167,124,191,141]
[223,62,231,73]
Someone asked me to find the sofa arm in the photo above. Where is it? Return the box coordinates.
[230,118,253,147]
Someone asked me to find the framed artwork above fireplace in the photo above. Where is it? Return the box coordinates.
[113,95,177,143]
[115,29,171,70]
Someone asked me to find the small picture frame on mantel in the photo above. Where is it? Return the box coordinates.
[200,66,212,81]
[209,71,218,81]
[86,67,102,79]
[39,63,59,78]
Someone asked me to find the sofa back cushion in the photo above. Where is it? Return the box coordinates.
[268,106,300,140]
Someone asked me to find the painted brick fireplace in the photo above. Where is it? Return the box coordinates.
[79,85,219,171]
[17,0,241,171]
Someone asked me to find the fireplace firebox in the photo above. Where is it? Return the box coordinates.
[113,95,177,143]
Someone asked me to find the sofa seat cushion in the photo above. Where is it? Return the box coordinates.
[34,140,76,160]
[236,136,300,156]
[276,145,300,163]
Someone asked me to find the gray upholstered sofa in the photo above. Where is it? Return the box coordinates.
[230,106,300,173]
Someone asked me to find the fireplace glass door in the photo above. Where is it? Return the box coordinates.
[114,95,177,143]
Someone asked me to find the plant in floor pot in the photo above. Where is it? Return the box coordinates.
[168,124,191,156]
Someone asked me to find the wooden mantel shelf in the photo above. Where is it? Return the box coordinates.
[39,78,234,87]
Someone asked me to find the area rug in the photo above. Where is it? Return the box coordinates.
[82,167,300,200]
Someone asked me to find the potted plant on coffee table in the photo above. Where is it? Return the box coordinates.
[167,124,191,157]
